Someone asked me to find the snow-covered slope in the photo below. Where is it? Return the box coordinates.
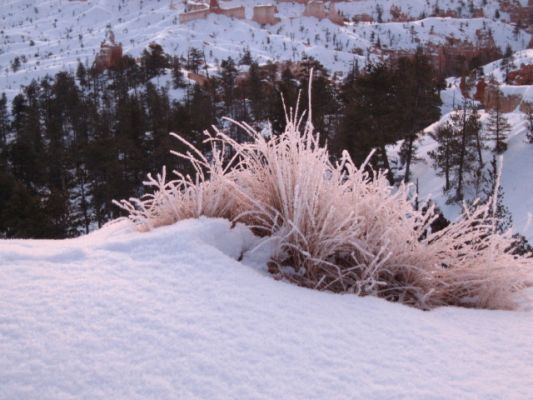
[483,49,533,103]
[0,217,532,399]
[407,111,533,240]
[399,48,533,242]
[0,0,530,99]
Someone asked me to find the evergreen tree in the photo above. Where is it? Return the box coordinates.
[482,155,512,234]
[432,101,481,202]
[76,62,88,87]
[486,101,511,154]
[171,56,185,89]
[42,72,86,237]
[298,58,339,141]
[508,233,533,257]
[116,55,144,91]
[395,49,442,182]
[269,65,298,134]
[186,47,204,74]
[188,83,216,137]
[143,83,175,174]
[429,122,458,193]
[0,171,48,238]
[452,101,483,201]
[141,43,169,80]
[239,48,253,66]
[246,62,266,121]
[336,63,400,182]
[376,4,383,23]
[219,57,238,113]
[0,93,9,167]
[525,103,533,143]
[9,83,46,188]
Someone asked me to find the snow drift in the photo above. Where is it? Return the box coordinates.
[1,217,532,400]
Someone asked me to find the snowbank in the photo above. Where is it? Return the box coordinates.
[1,218,532,399]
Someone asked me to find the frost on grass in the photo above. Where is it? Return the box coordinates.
[115,95,532,310]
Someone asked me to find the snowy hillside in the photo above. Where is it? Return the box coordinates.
[407,111,533,240]
[0,0,531,100]
[399,51,533,243]
[1,217,532,399]
[482,49,533,102]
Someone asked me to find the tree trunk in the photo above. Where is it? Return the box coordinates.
[456,105,468,201]
[379,144,394,184]
[404,134,415,182]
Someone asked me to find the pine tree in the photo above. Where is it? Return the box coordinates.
[0,93,9,167]
[9,83,46,188]
[486,101,511,154]
[188,83,216,137]
[76,62,88,87]
[395,49,442,182]
[0,171,48,238]
[186,47,204,74]
[268,65,298,134]
[454,101,483,201]
[239,48,253,66]
[43,72,85,237]
[482,156,512,234]
[429,122,458,192]
[525,103,533,143]
[141,43,169,80]
[434,101,481,202]
[219,57,238,114]
[336,63,400,182]
[299,58,338,141]
[170,56,185,89]
[247,62,265,121]
[508,234,533,257]
[376,4,383,23]
[470,106,485,182]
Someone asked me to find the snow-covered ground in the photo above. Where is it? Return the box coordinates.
[1,217,532,399]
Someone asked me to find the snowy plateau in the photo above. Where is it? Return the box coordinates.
[1,0,533,399]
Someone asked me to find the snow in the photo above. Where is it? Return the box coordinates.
[0,0,530,101]
[1,217,532,399]
[482,49,533,103]
[483,49,533,81]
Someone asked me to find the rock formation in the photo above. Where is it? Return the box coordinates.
[253,4,281,25]
[179,0,245,24]
[94,29,123,72]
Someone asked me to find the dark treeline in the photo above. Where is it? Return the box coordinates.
[0,45,459,238]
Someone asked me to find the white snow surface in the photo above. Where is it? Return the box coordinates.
[1,217,532,399]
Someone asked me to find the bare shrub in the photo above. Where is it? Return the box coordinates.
[115,97,532,310]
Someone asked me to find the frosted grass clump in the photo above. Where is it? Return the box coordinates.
[115,94,532,310]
